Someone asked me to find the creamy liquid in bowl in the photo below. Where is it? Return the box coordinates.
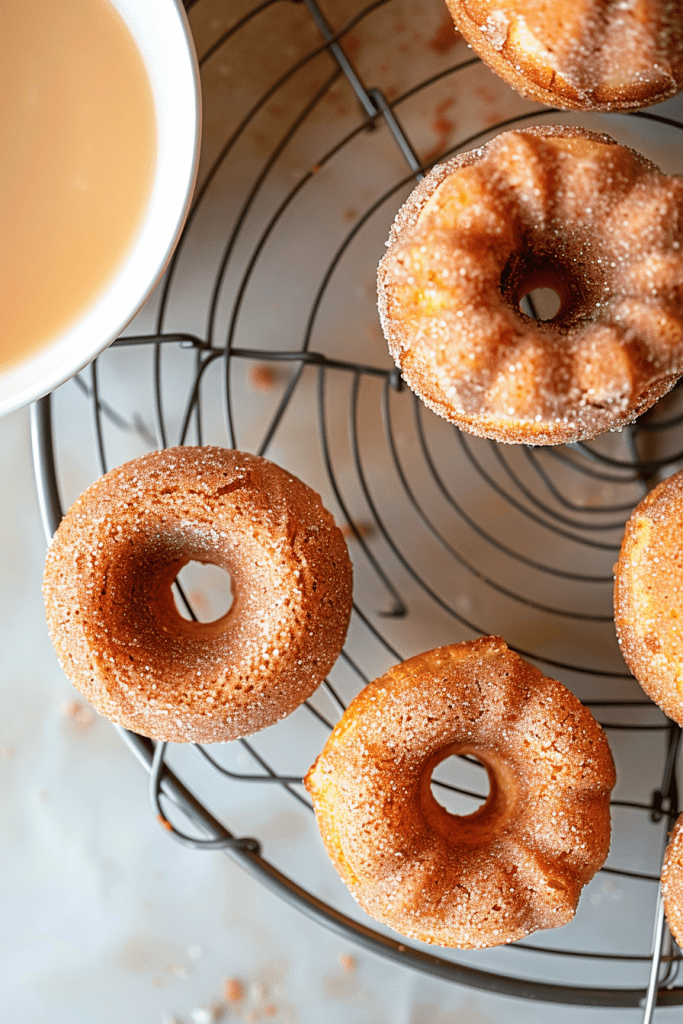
[0,0,156,372]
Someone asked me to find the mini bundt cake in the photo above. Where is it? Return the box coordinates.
[305,636,615,948]
[378,126,683,445]
[445,0,683,111]
[662,814,683,946]
[614,467,683,724]
[43,446,353,744]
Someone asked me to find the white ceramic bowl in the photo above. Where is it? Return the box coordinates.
[0,0,200,417]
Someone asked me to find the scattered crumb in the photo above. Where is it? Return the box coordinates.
[170,964,190,980]
[263,1006,277,1018]
[1,745,15,760]
[61,699,95,732]
[188,945,204,960]
[248,364,277,392]
[424,97,456,163]
[339,954,357,972]
[343,30,361,61]
[223,978,245,1003]
[433,98,455,138]
[343,207,358,222]
[29,789,48,804]
[428,12,460,53]
[340,521,374,541]
[157,815,173,832]
[475,84,498,105]
[483,108,507,127]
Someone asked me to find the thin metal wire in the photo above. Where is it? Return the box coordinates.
[193,743,302,783]
[149,741,261,852]
[89,360,107,478]
[643,726,682,1020]
[382,382,613,620]
[491,442,634,532]
[457,431,622,553]
[412,399,612,583]
[523,446,641,515]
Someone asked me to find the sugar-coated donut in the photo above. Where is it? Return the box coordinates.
[305,636,615,949]
[43,446,353,744]
[662,815,683,946]
[614,468,683,724]
[445,0,683,112]
[378,126,683,445]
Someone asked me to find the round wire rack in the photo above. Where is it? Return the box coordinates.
[31,0,683,1015]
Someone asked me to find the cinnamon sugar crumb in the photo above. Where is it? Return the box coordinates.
[61,699,95,731]
[339,953,357,972]
[248,365,277,392]
[340,521,374,541]
[222,977,244,1003]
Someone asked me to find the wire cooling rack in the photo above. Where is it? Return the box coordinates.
[31,0,683,1015]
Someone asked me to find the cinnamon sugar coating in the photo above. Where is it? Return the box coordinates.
[43,446,353,743]
[615,469,683,724]
[377,126,683,445]
[446,0,683,111]
[662,815,683,945]
[305,636,615,949]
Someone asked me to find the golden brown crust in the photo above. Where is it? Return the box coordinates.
[377,126,683,445]
[662,815,683,944]
[446,0,683,112]
[305,636,615,948]
[43,446,353,743]
[614,469,683,724]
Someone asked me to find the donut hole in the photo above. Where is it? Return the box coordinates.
[422,746,518,842]
[430,755,490,817]
[173,561,234,623]
[514,267,569,322]
[520,286,562,321]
